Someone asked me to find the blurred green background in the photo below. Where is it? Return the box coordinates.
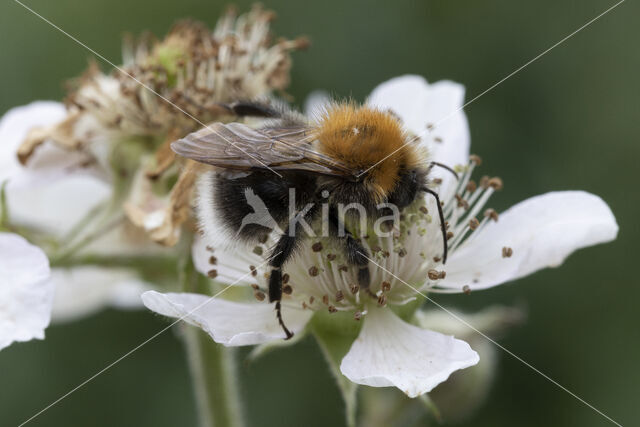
[1,0,638,426]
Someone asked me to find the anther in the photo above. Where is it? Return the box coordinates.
[381,281,391,292]
[251,284,260,290]
[207,269,218,279]
[350,284,360,294]
[502,247,513,258]
[469,154,483,166]
[249,265,258,277]
[484,209,499,221]
[466,180,477,193]
[312,242,323,252]
[309,296,315,304]
[338,265,348,272]
[354,311,362,321]
[206,245,214,252]
[434,136,443,143]
[463,285,471,295]
[283,285,293,295]
[327,253,336,261]
[254,291,266,301]
[469,218,480,230]
[253,246,263,256]
[308,266,319,277]
[479,176,490,189]
[397,248,407,257]
[488,177,503,190]
[433,256,441,263]
[209,256,217,265]
[302,302,309,310]
[446,231,454,240]
[419,206,429,214]
[432,178,443,185]
[455,194,469,209]
[335,290,344,302]
[428,269,441,281]
[328,305,338,313]
[322,295,329,305]
[282,273,290,284]
[258,234,269,244]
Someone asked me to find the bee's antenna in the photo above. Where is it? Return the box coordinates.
[422,187,448,264]
[430,161,459,181]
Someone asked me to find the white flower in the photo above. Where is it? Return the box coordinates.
[0,232,54,350]
[142,75,618,397]
[15,6,308,247]
[0,6,307,325]
[0,102,108,237]
[0,102,153,322]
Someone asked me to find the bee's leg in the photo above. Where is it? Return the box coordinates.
[267,204,320,340]
[327,207,372,293]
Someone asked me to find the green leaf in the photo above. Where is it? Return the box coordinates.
[310,310,362,427]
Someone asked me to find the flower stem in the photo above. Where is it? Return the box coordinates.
[180,246,245,427]
[183,326,245,427]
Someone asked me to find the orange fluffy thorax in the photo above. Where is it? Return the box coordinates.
[316,104,417,199]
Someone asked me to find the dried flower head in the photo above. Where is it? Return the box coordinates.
[16,4,307,246]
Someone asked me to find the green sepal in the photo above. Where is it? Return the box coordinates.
[389,295,424,323]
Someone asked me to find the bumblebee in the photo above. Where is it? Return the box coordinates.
[172,101,451,338]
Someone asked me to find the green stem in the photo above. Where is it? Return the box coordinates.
[184,326,245,427]
[179,246,245,427]
[51,214,124,264]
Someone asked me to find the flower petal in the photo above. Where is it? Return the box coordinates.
[7,174,110,237]
[0,102,111,237]
[0,102,102,186]
[0,233,54,350]
[440,191,618,291]
[0,101,66,181]
[51,266,152,323]
[142,291,312,346]
[367,75,470,196]
[340,308,478,397]
[192,233,263,285]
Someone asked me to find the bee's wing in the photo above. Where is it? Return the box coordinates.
[171,122,354,176]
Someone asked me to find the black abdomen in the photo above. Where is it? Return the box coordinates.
[213,170,317,242]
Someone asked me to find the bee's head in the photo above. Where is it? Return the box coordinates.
[317,103,427,205]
